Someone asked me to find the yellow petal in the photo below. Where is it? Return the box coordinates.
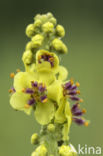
[58,66,68,81]
[37,71,56,86]
[10,92,31,115]
[34,100,54,125]
[55,99,66,123]
[14,72,38,91]
[47,80,63,105]
[62,101,72,141]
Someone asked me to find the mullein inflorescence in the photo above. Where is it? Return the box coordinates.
[9,12,89,156]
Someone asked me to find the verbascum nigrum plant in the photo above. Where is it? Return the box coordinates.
[9,12,89,156]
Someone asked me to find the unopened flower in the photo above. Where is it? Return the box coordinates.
[26,24,35,38]
[31,133,39,145]
[31,144,47,156]
[42,22,54,33]
[51,38,68,54]
[59,144,77,156]
[56,25,65,37]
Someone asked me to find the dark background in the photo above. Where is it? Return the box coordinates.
[0,0,103,155]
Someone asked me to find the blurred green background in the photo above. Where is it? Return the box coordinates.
[0,0,103,155]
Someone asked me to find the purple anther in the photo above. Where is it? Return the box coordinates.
[28,98,35,105]
[73,110,83,116]
[71,103,79,113]
[69,90,77,95]
[69,85,77,90]
[70,96,80,101]
[65,81,72,89]
[31,81,38,87]
[26,88,34,94]
[38,85,46,92]
[73,117,84,125]
[40,95,47,103]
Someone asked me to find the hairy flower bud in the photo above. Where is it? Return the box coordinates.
[51,38,68,54]
[32,34,44,48]
[47,124,55,132]
[59,144,77,156]
[42,22,54,33]
[31,133,39,145]
[26,24,35,38]
[56,25,65,37]
[22,50,33,65]
[31,144,47,156]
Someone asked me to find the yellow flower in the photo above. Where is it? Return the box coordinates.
[36,49,59,73]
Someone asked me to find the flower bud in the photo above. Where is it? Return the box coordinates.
[49,17,57,25]
[56,25,65,37]
[31,144,47,156]
[31,133,39,145]
[51,38,68,54]
[25,41,34,51]
[22,50,33,65]
[47,12,53,18]
[26,24,35,38]
[59,144,77,156]
[47,124,55,132]
[42,22,54,33]
[34,19,42,28]
[32,34,44,48]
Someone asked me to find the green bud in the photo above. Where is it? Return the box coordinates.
[32,34,44,48]
[56,25,65,37]
[41,15,48,23]
[25,41,34,51]
[32,144,47,156]
[22,50,33,65]
[42,22,54,33]
[51,38,68,54]
[49,17,57,25]
[31,133,39,145]
[47,124,55,132]
[34,14,41,20]
[47,12,53,18]
[26,24,35,38]
[59,144,77,156]
[34,19,42,28]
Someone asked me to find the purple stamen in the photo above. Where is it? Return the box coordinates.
[69,85,77,90]
[73,117,85,125]
[38,85,46,92]
[12,87,16,92]
[71,103,80,113]
[40,95,47,102]
[39,54,54,67]
[65,81,72,89]
[32,81,38,87]
[69,90,77,95]
[28,98,35,105]
[70,96,80,101]
[26,88,34,94]
[50,61,54,67]
[73,110,83,116]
